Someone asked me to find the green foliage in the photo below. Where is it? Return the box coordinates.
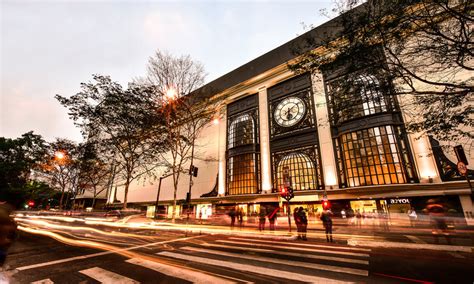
[289,0,473,142]
[56,75,168,209]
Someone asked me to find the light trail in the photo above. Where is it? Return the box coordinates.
[16,226,242,283]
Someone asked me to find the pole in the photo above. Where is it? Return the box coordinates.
[186,102,196,223]
[287,199,291,232]
[154,177,163,219]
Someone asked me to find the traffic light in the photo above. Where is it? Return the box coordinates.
[27,200,35,207]
[280,186,287,198]
[322,200,331,210]
[189,165,199,177]
[287,187,294,199]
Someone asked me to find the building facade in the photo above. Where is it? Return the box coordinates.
[114,4,473,225]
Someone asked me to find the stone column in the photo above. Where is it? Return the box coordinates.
[258,88,273,193]
[218,108,227,196]
[311,72,338,188]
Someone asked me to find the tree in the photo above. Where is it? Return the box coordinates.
[143,51,220,222]
[0,132,50,208]
[76,142,112,209]
[39,138,80,209]
[56,75,168,209]
[289,0,473,144]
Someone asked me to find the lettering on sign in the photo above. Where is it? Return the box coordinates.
[389,198,410,204]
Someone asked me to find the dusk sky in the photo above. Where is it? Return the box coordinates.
[1,0,335,142]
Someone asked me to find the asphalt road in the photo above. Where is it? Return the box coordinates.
[4,227,473,284]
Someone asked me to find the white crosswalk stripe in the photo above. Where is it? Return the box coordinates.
[79,267,139,284]
[201,242,369,265]
[157,251,353,283]
[216,240,370,257]
[126,258,239,284]
[229,237,372,252]
[181,246,369,276]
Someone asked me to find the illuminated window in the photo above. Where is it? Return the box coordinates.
[226,101,260,195]
[339,126,411,187]
[277,152,317,191]
[227,153,260,195]
[326,72,394,125]
[228,114,255,148]
[272,146,323,191]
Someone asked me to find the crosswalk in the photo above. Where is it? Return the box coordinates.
[27,236,371,283]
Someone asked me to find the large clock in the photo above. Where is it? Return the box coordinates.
[274,97,306,127]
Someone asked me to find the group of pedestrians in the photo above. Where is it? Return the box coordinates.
[293,207,308,240]
[258,206,279,231]
[228,207,244,229]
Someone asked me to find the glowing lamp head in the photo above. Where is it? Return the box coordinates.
[212,118,219,125]
[54,151,65,160]
[165,87,177,100]
[28,200,35,207]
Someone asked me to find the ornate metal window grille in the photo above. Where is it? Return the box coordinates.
[226,108,260,195]
[228,114,256,148]
[272,146,323,191]
[326,72,396,125]
[227,153,260,195]
[337,125,416,187]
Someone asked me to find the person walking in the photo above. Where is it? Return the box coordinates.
[355,209,362,228]
[321,208,333,242]
[237,208,244,228]
[228,207,236,230]
[298,207,308,241]
[407,207,417,227]
[268,206,279,231]
[258,206,267,231]
[293,208,302,239]
[0,202,17,269]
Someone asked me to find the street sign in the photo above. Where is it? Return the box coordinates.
[457,161,468,176]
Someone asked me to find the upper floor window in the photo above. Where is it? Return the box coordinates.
[228,114,255,149]
[326,71,396,125]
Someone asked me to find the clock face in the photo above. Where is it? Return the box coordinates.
[274,97,306,127]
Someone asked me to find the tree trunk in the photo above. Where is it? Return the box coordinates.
[59,188,66,209]
[123,180,130,209]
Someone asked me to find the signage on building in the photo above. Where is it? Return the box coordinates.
[389,198,410,204]
[457,161,468,176]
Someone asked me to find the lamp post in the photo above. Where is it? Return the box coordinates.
[164,87,197,222]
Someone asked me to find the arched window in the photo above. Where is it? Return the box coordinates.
[355,74,387,116]
[277,152,316,191]
[228,114,255,148]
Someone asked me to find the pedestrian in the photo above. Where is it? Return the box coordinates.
[0,202,17,269]
[340,209,346,219]
[298,207,308,241]
[293,208,302,239]
[407,207,417,227]
[321,208,333,242]
[427,200,451,244]
[237,208,244,228]
[228,207,236,229]
[268,206,279,231]
[258,206,267,231]
[355,209,362,228]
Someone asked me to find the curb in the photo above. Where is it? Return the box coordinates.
[347,239,473,252]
